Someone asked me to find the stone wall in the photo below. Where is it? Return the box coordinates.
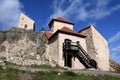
[79,26,110,71]
[78,26,96,59]
[46,33,59,66]
[0,28,48,66]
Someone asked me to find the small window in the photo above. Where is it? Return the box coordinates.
[22,18,24,20]
[24,24,27,29]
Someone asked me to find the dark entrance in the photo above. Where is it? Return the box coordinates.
[64,52,73,68]
[63,39,73,68]
[66,54,72,68]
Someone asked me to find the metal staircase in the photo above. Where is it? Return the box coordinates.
[63,39,97,69]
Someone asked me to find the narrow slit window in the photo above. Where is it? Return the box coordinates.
[24,24,27,29]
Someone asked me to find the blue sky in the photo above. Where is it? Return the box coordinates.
[0,0,120,63]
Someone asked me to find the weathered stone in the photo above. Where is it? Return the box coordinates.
[6,28,24,43]
[0,45,6,52]
[0,59,5,66]
[0,28,48,66]
[110,59,120,73]
[26,30,37,43]
[0,31,6,44]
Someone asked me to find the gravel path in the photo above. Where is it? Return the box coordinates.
[71,69,120,77]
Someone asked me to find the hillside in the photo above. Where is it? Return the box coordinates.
[110,59,120,73]
[0,28,120,69]
[0,65,120,80]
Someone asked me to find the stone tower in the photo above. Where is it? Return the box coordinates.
[48,17,74,33]
[18,13,35,30]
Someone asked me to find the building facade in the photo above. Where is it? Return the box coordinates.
[17,14,110,71]
[45,17,110,71]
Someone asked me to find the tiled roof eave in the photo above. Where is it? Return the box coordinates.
[48,19,74,28]
[53,19,74,25]
[48,30,86,40]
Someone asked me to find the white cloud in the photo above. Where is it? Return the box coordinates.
[108,32,120,62]
[110,45,120,63]
[0,0,22,30]
[112,46,120,53]
[50,0,120,21]
[108,32,120,43]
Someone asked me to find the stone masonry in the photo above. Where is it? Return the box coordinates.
[0,28,50,66]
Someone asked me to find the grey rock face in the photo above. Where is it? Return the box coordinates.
[0,28,50,66]
[0,31,6,44]
[0,45,6,52]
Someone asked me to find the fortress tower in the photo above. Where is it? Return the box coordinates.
[18,13,35,30]
[45,17,110,71]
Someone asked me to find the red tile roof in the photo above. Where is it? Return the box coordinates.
[54,17,71,23]
[48,17,74,27]
[60,27,84,36]
[45,27,86,40]
[44,31,53,39]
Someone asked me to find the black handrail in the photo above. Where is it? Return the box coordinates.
[63,39,97,69]
[77,42,91,61]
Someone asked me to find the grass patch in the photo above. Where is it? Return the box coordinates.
[4,61,18,66]
[35,71,120,80]
[0,66,120,80]
[0,67,20,80]
[31,64,53,69]
[30,64,64,69]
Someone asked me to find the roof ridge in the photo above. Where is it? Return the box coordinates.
[48,17,74,27]
[54,17,70,22]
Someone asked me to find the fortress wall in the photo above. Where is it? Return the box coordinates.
[47,34,59,65]
[79,27,96,59]
[91,26,110,71]
[79,26,110,71]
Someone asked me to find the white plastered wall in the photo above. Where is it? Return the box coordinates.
[58,33,87,69]
[51,21,73,33]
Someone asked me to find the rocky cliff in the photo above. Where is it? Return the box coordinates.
[0,28,49,65]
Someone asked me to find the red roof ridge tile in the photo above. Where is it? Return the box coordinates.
[60,27,80,34]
